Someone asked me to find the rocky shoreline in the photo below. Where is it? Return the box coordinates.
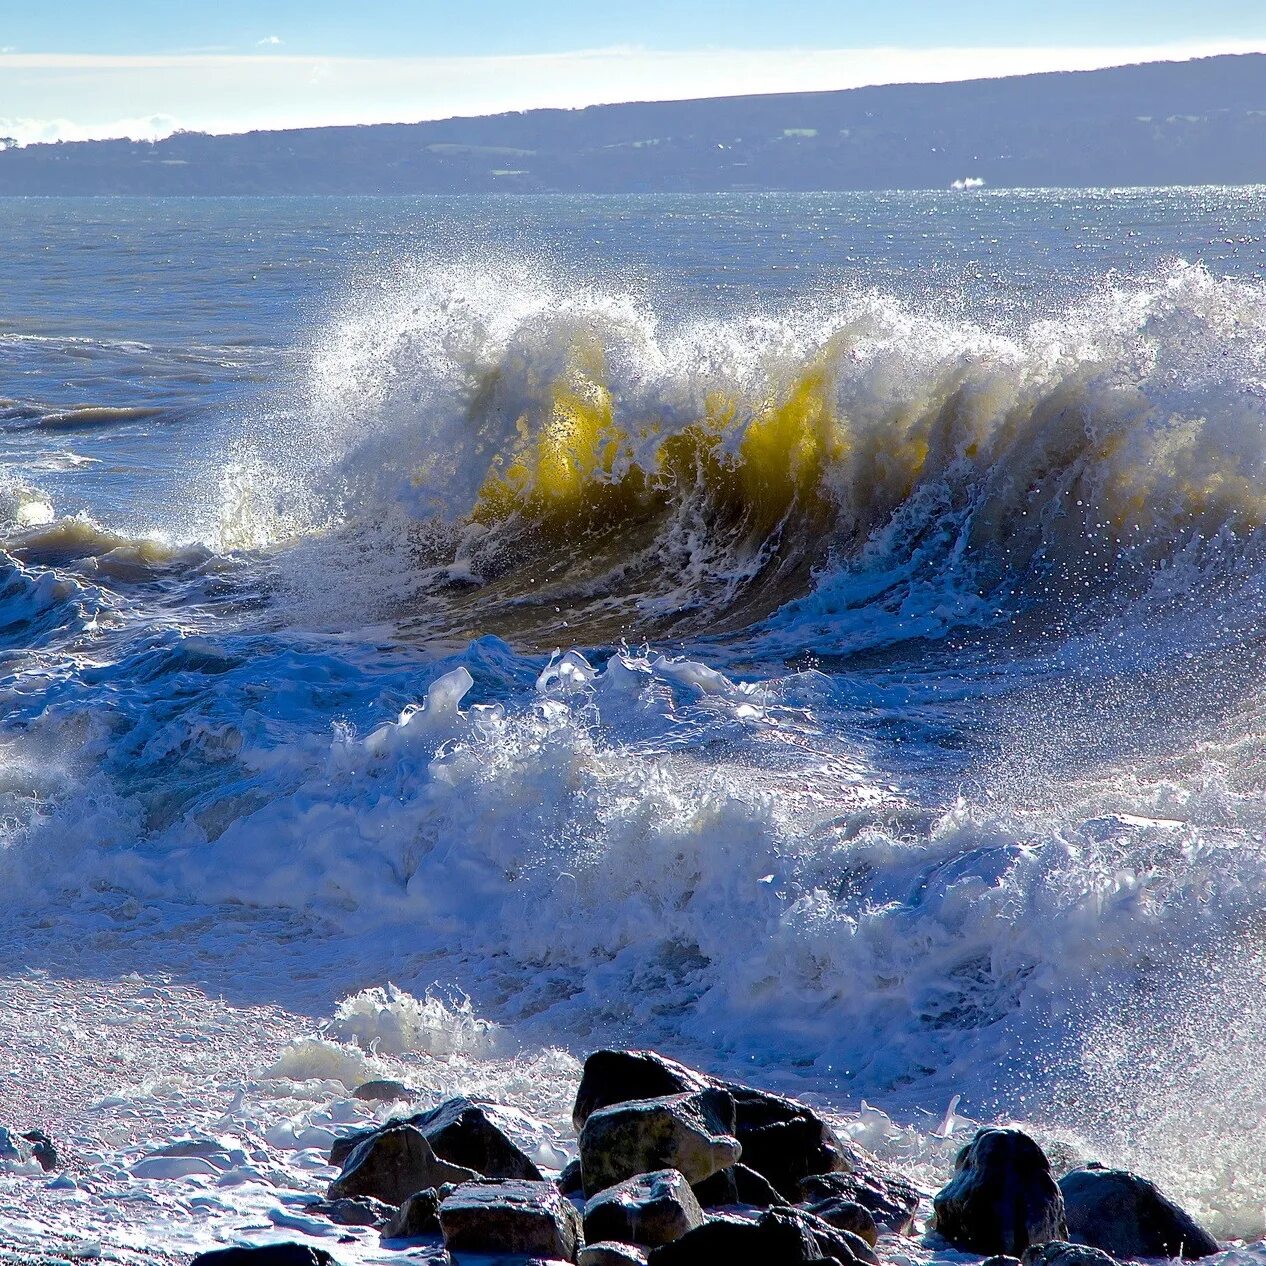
[170,1047,1222,1266]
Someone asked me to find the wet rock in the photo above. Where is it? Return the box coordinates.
[803,1196,879,1246]
[190,1247,338,1266]
[1022,1240,1121,1266]
[583,1168,705,1247]
[646,1208,833,1264]
[381,1186,443,1238]
[797,1208,877,1264]
[580,1090,740,1195]
[558,1157,584,1194]
[574,1050,712,1131]
[20,1129,58,1172]
[328,1122,476,1205]
[1059,1167,1219,1259]
[352,1079,417,1103]
[932,1128,1067,1256]
[693,1162,786,1208]
[573,1050,850,1198]
[719,1082,852,1197]
[412,1095,543,1180]
[981,1256,1022,1266]
[305,1195,394,1227]
[438,1178,583,1262]
[798,1155,922,1235]
[580,1243,649,1266]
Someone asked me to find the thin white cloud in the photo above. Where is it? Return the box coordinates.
[256,35,283,47]
[2,40,1264,146]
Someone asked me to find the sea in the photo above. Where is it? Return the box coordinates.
[3,188,1266,1261]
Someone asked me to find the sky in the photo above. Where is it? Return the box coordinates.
[3,0,1266,145]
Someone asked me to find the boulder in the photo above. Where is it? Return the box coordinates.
[981,1257,1023,1266]
[412,1095,543,1180]
[574,1051,712,1131]
[305,1196,393,1227]
[718,1082,852,1197]
[803,1197,879,1246]
[190,1248,337,1266]
[558,1158,584,1194]
[328,1123,476,1205]
[439,1178,583,1262]
[20,1129,58,1172]
[798,1156,922,1235]
[381,1186,443,1238]
[932,1128,1066,1256]
[583,1168,705,1247]
[580,1090,740,1195]
[572,1051,851,1198]
[693,1163,785,1209]
[646,1208,854,1264]
[797,1209,878,1265]
[1022,1241,1121,1266]
[1059,1167,1219,1259]
[580,1244,649,1266]
[352,1079,417,1103]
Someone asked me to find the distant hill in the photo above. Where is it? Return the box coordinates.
[3,54,1266,195]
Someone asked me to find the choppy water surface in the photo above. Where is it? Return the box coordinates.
[4,189,1266,1259]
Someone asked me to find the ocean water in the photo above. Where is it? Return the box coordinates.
[4,188,1266,1260]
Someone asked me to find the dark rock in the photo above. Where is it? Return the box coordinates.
[798,1155,922,1235]
[381,1186,443,1238]
[20,1129,58,1172]
[412,1095,543,1180]
[189,1247,338,1266]
[305,1196,394,1227]
[580,1244,649,1265]
[719,1082,852,1197]
[981,1257,1023,1266]
[352,1079,417,1103]
[580,1090,740,1195]
[558,1158,584,1194]
[583,1168,705,1247]
[932,1128,1067,1256]
[439,1178,583,1262]
[574,1051,712,1131]
[1022,1240,1121,1266]
[796,1208,876,1264]
[572,1051,851,1199]
[646,1208,845,1264]
[1059,1167,1219,1259]
[804,1196,879,1246]
[328,1123,476,1205]
[329,1126,375,1169]
[646,1211,819,1265]
[693,1162,786,1208]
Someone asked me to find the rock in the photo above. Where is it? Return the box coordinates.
[797,1209,877,1264]
[439,1178,583,1262]
[1022,1241,1121,1266]
[20,1129,58,1172]
[646,1209,833,1264]
[804,1197,879,1246]
[981,1257,1023,1266]
[305,1196,394,1227]
[583,1168,705,1248]
[558,1157,584,1194]
[932,1128,1067,1256]
[574,1051,712,1131]
[798,1155,922,1235]
[0,1127,34,1166]
[573,1051,850,1198]
[328,1123,476,1205]
[580,1244,649,1266]
[352,1079,416,1103]
[580,1090,741,1196]
[718,1082,852,1197]
[189,1247,338,1266]
[693,1162,786,1208]
[330,1096,542,1180]
[382,1186,443,1238]
[1059,1167,1219,1259]
[412,1096,543,1180]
